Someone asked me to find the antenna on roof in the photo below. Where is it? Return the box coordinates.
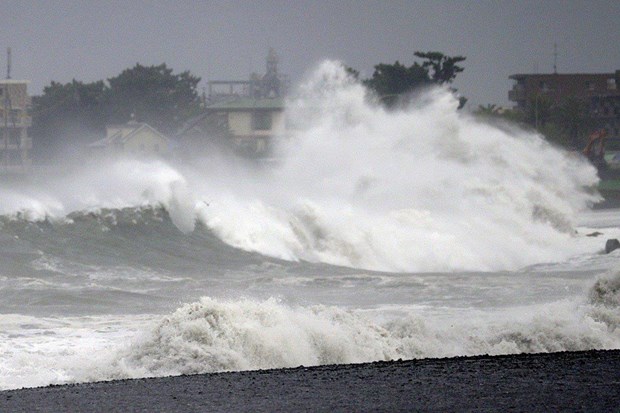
[6,47,11,79]
[553,43,558,74]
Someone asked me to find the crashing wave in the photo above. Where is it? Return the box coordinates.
[109,280,620,379]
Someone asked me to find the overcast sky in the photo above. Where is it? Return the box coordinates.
[1,0,618,107]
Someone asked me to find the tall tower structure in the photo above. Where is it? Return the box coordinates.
[261,48,281,98]
[1,48,32,174]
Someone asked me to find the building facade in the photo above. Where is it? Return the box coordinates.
[204,97,286,155]
[508,71,620,139]
[89,121,173,158]
[0,80,32,173]
[177,49,289,158]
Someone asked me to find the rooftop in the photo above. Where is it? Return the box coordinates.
[510,71,620,80]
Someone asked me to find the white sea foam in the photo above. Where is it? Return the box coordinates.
[2,265,619,391]
[0,314,152,390]
[104,281,620,380]
[0,60,603,272]
[196,61,601,271]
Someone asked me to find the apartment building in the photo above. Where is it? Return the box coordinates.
[0,79,32,173]
[508,71,620,138]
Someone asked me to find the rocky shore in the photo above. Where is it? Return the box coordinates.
[1,350,619,412]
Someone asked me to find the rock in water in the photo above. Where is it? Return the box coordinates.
[605,239,620,254]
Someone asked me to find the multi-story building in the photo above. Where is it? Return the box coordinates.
[204,97,286,156]
[508,71,620,139]
[0,79,32,173]
[177,49,289,158]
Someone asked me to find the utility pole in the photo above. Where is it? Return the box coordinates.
[553,43,558,74]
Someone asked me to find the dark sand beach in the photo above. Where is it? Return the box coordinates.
[1,350,619,412]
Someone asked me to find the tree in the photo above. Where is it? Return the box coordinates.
[344,66,360,80]
[360,52,466,109]
[524,93,554,130]
[414,51,467,108]
[551,97,594,149]
[31,80,107,160]
[474,104,501,117]
[413,51,466,84]
[363,61,430,107]
[31,63,203,160]
[106,63,202,135]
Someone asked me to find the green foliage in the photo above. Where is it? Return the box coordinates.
[473,97,598,151]
[474,104,501,117]
[413,51,465,84]
[31,64,202,160]
[507,95,597,150]
[106,63,201,135]
[360,52,466,108]
[344,66,360,80]
[524,93,554,128]
[537,121,571,147]
[363,61,430,107]
[31,80,107,160]
[551,97,594,149]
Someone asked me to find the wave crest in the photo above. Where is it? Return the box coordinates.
[111,289,620,379]
[115,297,397,376]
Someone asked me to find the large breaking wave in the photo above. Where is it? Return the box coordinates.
[0,61,602,271]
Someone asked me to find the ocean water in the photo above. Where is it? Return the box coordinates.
[1,61,619,390]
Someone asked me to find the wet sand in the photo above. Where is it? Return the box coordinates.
[1,350,619,412]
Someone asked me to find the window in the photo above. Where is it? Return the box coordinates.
[539,81,549,92]
[252,111,272,131]
[586,81,595,91]
[608,78,617,90]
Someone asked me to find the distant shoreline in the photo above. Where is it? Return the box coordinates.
[2,350,619,412]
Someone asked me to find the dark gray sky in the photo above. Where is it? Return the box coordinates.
[1,0,618,107]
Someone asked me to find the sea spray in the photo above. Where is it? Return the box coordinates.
[114,297,398,377]
[2,266,619,390]
[197,61,601,271]
[109,285,620,380]
[0,158,197,231]
[0,60,603,272]
[0,60,618,393]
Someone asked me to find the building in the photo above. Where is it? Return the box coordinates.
[206,48,289,103]
[0,79,32,173]
[204,97,286,155]
[177,49,289,157]
[89,121,173,158]
[508,71,620,139]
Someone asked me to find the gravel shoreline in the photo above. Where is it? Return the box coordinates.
[1,350,619,412]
